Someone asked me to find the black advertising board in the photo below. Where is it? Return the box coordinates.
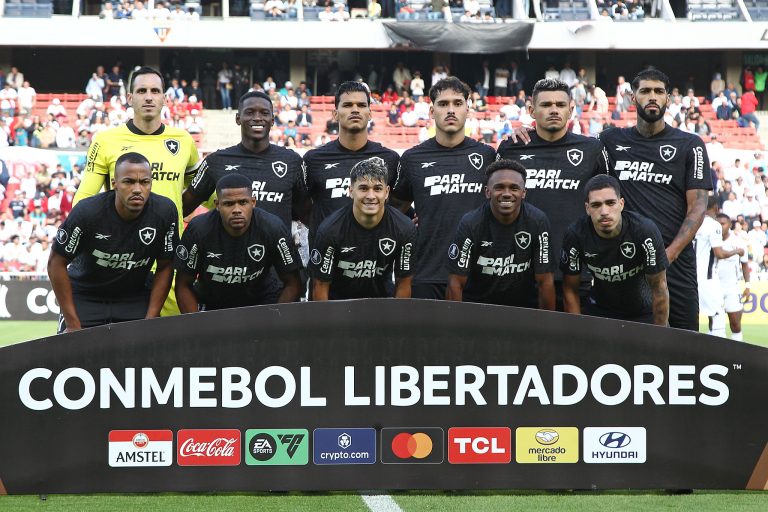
[0,299,767,493]
[0,280,59,321]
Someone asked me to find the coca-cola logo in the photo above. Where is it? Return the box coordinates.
[177,429,241,466]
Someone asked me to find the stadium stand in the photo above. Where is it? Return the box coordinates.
[688,0,742,20]
[3,0,54,18]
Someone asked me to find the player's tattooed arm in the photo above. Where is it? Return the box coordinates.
[666,189,708,263]
[445,274,468,302]
[146,258,174,318]
[562,274,582,315]
[646,270,670,327]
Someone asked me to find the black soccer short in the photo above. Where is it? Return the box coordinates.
[57,292,150,333]
[584,302,654,325]
[412,282,447,300]
[666,273,699,331]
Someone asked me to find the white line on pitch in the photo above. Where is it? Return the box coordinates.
[360,492,404,512]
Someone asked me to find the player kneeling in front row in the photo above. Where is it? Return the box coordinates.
[560,175,669,325]
[309,157,417,300]
[446,159,556,309]
[48,152,179,333]
[175,173,302,312]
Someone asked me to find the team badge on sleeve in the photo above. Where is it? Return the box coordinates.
[176,245,189,261]
[448,244,459,260]
[272,161,287,178]
[566,148,583,166]
[468,153,484,171]
[248,244,265,262]
[620,242,636,259]
[310,249,322,265]
[515,231,531,250]
[379,238,396,256]
[164,139,180,156]
[139,227,156,246]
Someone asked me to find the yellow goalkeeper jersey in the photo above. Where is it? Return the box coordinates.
[74,120,200,230]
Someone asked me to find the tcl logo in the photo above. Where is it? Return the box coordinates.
[177,429,241,466]
[448,427,511,464]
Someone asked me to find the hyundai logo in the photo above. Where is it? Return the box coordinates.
[599,432,631,449]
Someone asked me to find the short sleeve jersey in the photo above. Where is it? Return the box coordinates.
[308,204,417,299]
[561,211,668,317]
[717,234,748,286]
[78,121,199,229]
[174,208,300,309]
[694,215,723,282]
[599,126,712,288]
[52,191,178,299]
[303,139,399,240]
[392,137,496,284]
[187,143,306,229]
[497,131,610,280]
[447,202,553,306]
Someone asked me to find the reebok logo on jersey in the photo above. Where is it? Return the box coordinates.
[566,149,583,166]
[585,252,597,258]
[325,177,351,198]
[252,181,284,203]
[421,162,436,168]
[615,145,631,152]
[324,163,340,169]
[139,227,156,246]
[659,145,677,162]
[248,244,265,263]
[615,161,672,184]
[519,155,534,160]
[224,165,240,171]
[338,260,387,278]
[164,139,179,156]
[424,174,482,196]
[468,153,484,171]
[95,233,111,240]
[341,247,356,253]
[481,241,493,247]
[120,146,133,152]
[207,265,264,283]
[477,254,531,276]
[93,250,151,269]
[206,252,221,259]
[525,169,580,190]
[272,161,287,178]
[620,242,636,259]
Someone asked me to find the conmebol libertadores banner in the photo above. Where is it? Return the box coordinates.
[0,299,767,493]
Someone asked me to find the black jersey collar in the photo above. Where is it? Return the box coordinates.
[126,119,165,136]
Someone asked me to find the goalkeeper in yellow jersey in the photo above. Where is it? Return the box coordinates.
[74,66,199,316]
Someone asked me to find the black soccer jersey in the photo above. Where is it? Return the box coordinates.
[174,208,300,310]
[392,137,496,285]
[303,139,399,240]
[52,191,178,299]
[561,211,668,317]
[187,143,307,228]
[308,204,417,299]
[447,202,553,306]
[498,131,610,280]
[599,126,711,289]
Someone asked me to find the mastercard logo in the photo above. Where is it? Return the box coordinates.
[391,432,434,459]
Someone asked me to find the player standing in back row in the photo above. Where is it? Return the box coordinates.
[599,69,711,330]
[303,81,399,245]
[498,78,610,309]
[391,77,496,299]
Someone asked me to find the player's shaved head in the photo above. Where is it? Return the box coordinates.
[115,152,150,176]
[485,159,526,184]
[216,173,253,196]
[584,174,621,201]
[350,157,388,185]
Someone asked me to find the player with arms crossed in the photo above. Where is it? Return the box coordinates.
[303,81,399,244]
[599,69,711,330]
[498,78,610,308]
[75,66,199,316]
[49,153,178,332]
[309,158,416,300]
[391,77,496,299]
[715,213,750,341]
[561,175,669,325]
[182,90,307,230]
[175,174,302,312]
[446,159,555,309]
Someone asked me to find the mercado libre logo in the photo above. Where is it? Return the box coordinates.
[381,428,444,464]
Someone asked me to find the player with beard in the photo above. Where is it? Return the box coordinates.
[391,77,496,299]
[598,69,711,330]
[303,81,399,244]
[309,158,416,300]
[497,78,610,309]
[182,90,307,230]
[175,174,302,311]
[561,175,669,325]
[446,159,555,308]
[49,153,178,333]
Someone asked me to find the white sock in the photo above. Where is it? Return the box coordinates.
[710,313,727,337]
[731,331,743,342]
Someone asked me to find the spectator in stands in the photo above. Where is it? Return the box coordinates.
[99,2,115,18]
[170,4,187,20]
[725,82,740,99]
[105,65,124,100]
[432,65,449,87]
[86,73,105,102]
[318,5,334,20]
[9,191,26,218]
[682,89,699,110]
[386,104,401,127]
[16,81,35,116]
[723,191,742,221]
[165,78,185,102]
[710,72,725,101]
[0,83,17,118]
[369,0,383,18]
[333,3,351,20]
[296,104,313,126]
[559,63,578,89]
[430,0,451,19]
[393,63,412,95]
[615,75,631,113]
[740,88,760,130]
[265,0,287,17]
[414,96,430,120]
[218,63,234,110]
[153,1,171,20]
[382,85,398,104]
[410,71,425,101]
[186,79,203,102]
